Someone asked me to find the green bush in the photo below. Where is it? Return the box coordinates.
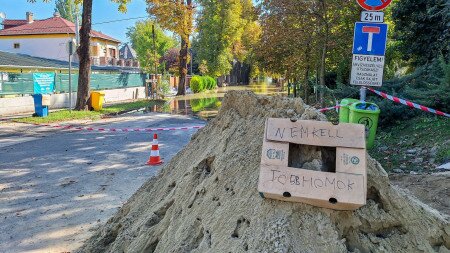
[203,76,212,90]
[190,75,205,93]
[159,79,171,95]
[205,76,217,89]
[190,75,217,93]
[203,76,213,90]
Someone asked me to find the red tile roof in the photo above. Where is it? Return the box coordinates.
[2,19,28,26]
[0,16,120,43]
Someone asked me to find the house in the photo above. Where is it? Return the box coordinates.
[0,12,121,67]
[0,50,142,73]
[118,43,139,68]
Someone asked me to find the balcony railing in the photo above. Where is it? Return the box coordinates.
[91,57,140,68]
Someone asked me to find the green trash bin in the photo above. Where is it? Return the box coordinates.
[349,102,380,149]
[339,98,360,123]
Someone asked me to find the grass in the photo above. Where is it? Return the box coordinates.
[14,99,165,124]
[370,115,450,172]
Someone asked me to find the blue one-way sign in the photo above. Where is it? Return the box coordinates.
[352,22,388,56]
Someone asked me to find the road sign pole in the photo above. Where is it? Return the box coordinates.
[69,53,72,111]
[360,86,366,102]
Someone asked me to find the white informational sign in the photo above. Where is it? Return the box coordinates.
[360,11,384,23]
[350,54,385,87]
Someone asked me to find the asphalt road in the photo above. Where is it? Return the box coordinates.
[0,112,205,253]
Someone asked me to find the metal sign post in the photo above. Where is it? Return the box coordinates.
[67,39,76,111]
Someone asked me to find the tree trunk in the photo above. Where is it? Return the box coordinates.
[75,0,92,110]
[319,43,326,106]
[177,36,189,95]
[176,0,192,96]
[303,41,312,104]
[319,0,328,107]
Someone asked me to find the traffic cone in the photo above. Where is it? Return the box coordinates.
[146,133,164,166]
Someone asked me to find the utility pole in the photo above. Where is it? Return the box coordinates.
[75,15,80,47]
[152,24,158,98]
[68,40,75,111]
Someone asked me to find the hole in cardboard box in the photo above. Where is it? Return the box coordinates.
[283,192,291,198]
[288,143,336,173]
[329,198,338,204]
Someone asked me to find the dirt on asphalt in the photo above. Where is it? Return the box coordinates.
[390,172,450,216]
[79,91,449,253]
[0,113,204,253]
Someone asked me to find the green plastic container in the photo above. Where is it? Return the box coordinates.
[339,98,360,123]
[349,102,380,149]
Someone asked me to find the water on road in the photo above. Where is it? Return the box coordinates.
[147,83,284,119]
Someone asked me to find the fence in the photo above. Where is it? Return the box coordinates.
[0,72,146,96]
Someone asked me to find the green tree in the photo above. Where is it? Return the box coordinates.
[195,0,259,77]
[29,0,131,110]
[146,0,194,95]
[391,0,449,67]
[54,0,81,23]
[127,20,177,73]
[257,0,359,104]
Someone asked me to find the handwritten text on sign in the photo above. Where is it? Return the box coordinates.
[259,165,366,205]
[265,119,366,148]
[270,169,356,191]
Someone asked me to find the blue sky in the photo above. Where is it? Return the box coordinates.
[0,0,149,44]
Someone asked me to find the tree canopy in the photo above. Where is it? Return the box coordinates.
[195,0,259,77]
[127,20,177,73]
[392,0,449,67]
[146,0,194,95]
[54,0,81,23]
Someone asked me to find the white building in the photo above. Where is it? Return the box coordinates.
[0,12,121,66]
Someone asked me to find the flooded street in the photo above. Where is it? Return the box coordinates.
[147,83,285,119]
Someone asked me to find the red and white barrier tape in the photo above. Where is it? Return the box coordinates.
[319,105,341,112]
[366,87,450,118]
[28,123,205,132]
[1,120,205,132]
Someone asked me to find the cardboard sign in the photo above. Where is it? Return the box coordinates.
[258,119,367,210]
[265,118,366,148]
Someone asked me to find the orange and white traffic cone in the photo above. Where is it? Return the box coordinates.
[146,133,164,166]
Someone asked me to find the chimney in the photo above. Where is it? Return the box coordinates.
[26,12,33,23]
[53,12,61,18]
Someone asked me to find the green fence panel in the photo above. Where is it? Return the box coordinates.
[0,72,146,95]
[0,73,34,95]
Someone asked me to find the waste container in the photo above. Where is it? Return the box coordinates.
[90,91,105,111]
[32,94,49,117]
[349,102,380,149]
[339,98,360,123]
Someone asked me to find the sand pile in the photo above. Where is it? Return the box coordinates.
[80,91,449,253]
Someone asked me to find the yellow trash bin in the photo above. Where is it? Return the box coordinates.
[90,91,105,111]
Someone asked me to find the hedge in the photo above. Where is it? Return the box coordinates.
[190,75,217,93]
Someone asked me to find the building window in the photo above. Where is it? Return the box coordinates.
[13,43,20,49]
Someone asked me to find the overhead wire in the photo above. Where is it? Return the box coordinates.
[0,16,149,33]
